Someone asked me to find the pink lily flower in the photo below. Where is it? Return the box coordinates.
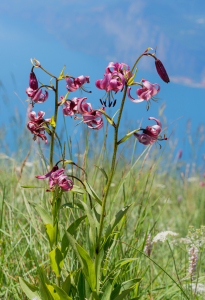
[105,62,132,80]
[65,75,90,93]
[36,166,73,191]
[128,80,160,103]
[76,98,105,130]
[27,105,51,144]
[62,97,87,117]
[95,61,131,107]
[134,117,167,145]
[26,87,49,104]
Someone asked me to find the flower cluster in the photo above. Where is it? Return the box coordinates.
[134,117,167,146]
[153,231,178,243]
[188,244,198,279]
[36,165,73,191]
[95,62,131,107]
[27,105,51,144]
[62,96,105,130]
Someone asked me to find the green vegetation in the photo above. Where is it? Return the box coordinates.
[0,126,205,299]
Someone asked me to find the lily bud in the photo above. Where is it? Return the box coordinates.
[155,59,170,83]
[29,71,38,90]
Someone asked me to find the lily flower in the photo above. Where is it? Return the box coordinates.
[65,75,90,93]
[134,117,167,146]
[76,98,105,130]
[62,97,87,117]
[26,70,49,103]
[95,61,131,107]
[27,105,51,144]
[128,80,160,103]
[36,166,73,191]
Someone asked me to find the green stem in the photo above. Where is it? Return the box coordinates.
[50,79,59,169]
[96,85,128,253]
[40,66,57,79]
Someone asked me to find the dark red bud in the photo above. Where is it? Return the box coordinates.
[155,59,170,83]
[29,71,38,90]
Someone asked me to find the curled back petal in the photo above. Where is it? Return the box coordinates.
[127,87,144,103]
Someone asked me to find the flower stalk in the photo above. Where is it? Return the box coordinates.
[96,84,128,253]
[50,79,59,169]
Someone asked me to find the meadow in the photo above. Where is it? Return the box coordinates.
[0,114,205,299]
[0,55,205,300]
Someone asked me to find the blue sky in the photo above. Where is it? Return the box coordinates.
[0,0,205,162]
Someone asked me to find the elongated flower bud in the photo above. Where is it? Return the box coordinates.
[155,59,170,83]
[29,71,38,90]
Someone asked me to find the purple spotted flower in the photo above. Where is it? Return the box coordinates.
[95,61,131,107]
[134,117,167,145]
[27,105,51,144]
[128,80,160,103]
[36,166,73,191]
[65,75,90,93]
[76,98,105,130]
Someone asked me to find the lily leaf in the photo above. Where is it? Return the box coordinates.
[58,65,66,80]
[59,91,69,105]
[99,109,116,127]
[117,128,140,145]
[49,247,64,277]
[29,201,52,225]
[19,278,42,300]
[93,165,108,183]
[61,216,87,257]
[50,116,56,128]
[103,204,133,247]
[76,244,96,291]
[84,181,102,206]
[127,68,138,86]
[46,284,72,300]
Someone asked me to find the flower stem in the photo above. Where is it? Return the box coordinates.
[40,66,57,79]
[50,79,59,169]
[96,85,128,253]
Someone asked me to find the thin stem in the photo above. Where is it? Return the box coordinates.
[40,66,57,79]
[96,85,128,253]
[50,79,59,169]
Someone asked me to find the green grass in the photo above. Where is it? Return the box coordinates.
[0,122,205,300]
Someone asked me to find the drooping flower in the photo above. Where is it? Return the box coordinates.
[62,97,86,117]
[27,105,51,144]
[76,97,105,130]
[65,75,90,93]
[62,96,105,130]
[127,80,160,103]
[134,117,167,146]
[95,61,131,107]
[155,59,170,83]
[26,70,48,103]
[36,166,73,192]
